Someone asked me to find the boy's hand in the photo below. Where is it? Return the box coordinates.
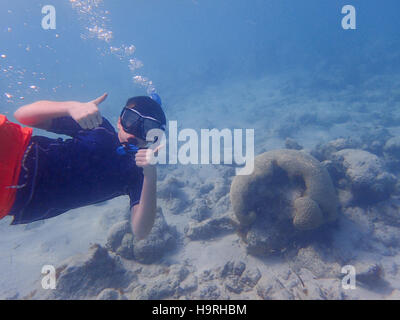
[68,93,107,130]
[135,145,164,175]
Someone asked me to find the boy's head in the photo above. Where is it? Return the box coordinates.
[117,95,166,147]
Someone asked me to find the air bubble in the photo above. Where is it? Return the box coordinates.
[70,0,157,93]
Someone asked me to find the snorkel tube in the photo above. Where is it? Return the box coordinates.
[149,93,162,107]
[116,93,163,155]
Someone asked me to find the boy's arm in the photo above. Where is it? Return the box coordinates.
[131,166,157,240]
[13,93,107,130]
[14,100,71,129]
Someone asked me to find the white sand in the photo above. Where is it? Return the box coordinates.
[1,72,400,299]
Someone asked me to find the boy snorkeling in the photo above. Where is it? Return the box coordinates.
[0,93,166,240]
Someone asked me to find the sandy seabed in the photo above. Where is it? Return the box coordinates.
[1,71,400,300]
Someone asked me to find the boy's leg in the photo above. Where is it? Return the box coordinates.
[0,115,32,219]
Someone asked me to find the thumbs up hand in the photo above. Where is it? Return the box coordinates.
[68,93,108,130]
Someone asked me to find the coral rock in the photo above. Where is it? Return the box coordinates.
[28,244,133,300]
[185,215,235,240]
[332,149,396,203]
[230,149,338,256]
[132,208,176,264]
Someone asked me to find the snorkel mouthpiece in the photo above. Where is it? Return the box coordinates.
[116,144,139,155]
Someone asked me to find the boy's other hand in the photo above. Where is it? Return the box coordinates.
[135,145,164,175]
[68,93,108,129]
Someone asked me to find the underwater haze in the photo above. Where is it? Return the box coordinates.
[1,0,400,300]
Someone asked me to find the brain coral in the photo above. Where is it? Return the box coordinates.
[230,149,338,255]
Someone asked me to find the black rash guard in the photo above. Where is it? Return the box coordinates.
[8,116,143,225]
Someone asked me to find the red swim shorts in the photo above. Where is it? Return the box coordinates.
[0,115,32,219]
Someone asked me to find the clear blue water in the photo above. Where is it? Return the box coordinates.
[2,0,399,116]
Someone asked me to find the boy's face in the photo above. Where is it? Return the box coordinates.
[117,118,147,148]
